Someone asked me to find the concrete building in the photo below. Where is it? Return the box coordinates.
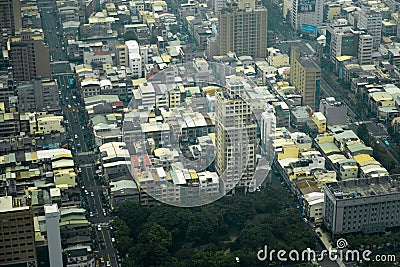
[291,0,324,30]
[357,34,373,65]
[260,103,276,153]
[215,76,257,194]
[44,204,63,267]
[218,0,268,58]
[325,19,357,63]
[290,47,321,108]
[126,40,142,78]
[324,176,400,236]
[319,97,347,126]
[0,0,21,46]
[0,71,15,109]
[311,111,326,133]
[17,79,59,112]
[267,47,290,67]
[0,196,37,267]
[8,29,50,81]
[357,5,382,48]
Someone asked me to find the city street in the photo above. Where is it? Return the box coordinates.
[38,0,119,265]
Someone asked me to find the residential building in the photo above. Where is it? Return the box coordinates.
[324,176,400,236]
[0,196,37,267]
[290,47,321,108]
[319,97,347,126]
[126,40,142,78]
[325,19,357,63]
[260,103,276,153]
[17,79,59,112]
[357,5,382,48]
[8,29,50,81]
[357,34,373,65]
[218,0,268,58]
[311,111,326,133]
[0,0,22,43]
[215,76,257,194]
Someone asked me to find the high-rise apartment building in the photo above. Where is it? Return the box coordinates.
[291,0,324,30]
[0,196,37,267]
[215,76,257,194]
[357,33,373,65]
[44,204,63,267]
[8,29,51,81]
[325,18,357,63]
[218,0,268,58]
[290,47,321,108]
[0,0,22,34]
[357,5,382,48]
[260,103,276,153]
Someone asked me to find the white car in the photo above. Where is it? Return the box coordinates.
[90,192,94,197]
[74,134,78,139]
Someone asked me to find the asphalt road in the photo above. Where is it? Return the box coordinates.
[38,0,119,266]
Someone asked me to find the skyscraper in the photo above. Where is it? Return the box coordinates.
[8,29,51,81]
[215,76,257,194]
[218,0,268,58]
[290,47,321,108]
[0,196,37,267]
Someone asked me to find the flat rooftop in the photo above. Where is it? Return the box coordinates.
[325,175,400,199]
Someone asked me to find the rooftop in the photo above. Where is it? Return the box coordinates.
[325,175,400,199]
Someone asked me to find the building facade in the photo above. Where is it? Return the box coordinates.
[290,47,321,108]
[218,0,268,58]
[324,176,400,236]
[8,29,51,81]
[291,0,324,30]
[0,196,37,267]
[215,77,257,194]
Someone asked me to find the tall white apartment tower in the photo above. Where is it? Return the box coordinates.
[260,103,276,153]
[215,76,257,194]
[44,204,63,267]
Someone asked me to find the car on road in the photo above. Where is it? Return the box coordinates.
[111,237,115,243]
[89,211,93,217]
[106,261,111,267]
[98,225,101,231]
[90,192,94,197]
[74,134,78,139]
[84,190,89,195]
[100,257,104,263]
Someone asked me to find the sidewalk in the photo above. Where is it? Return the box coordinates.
[315,227,346,267]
